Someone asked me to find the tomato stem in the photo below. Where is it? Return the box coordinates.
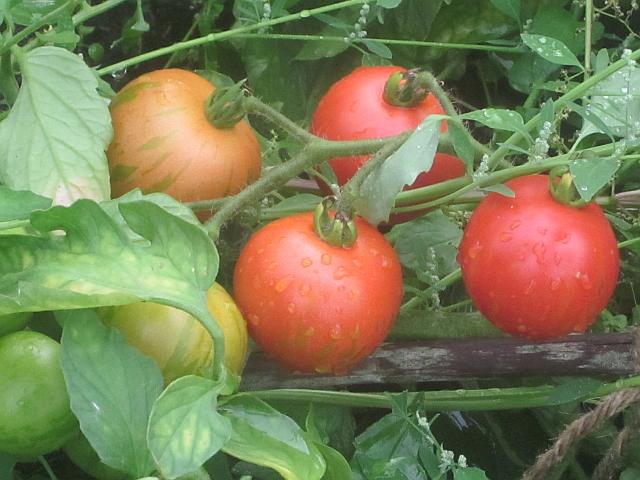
[243,95,317,144]
[548,166,588,208]
[312,197,357,248]
[204,81,247,129]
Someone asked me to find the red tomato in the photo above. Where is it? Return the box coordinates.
[233,212,403,374]
[310,65,466,222]
[107,69,261,204]
[458,175,620,339]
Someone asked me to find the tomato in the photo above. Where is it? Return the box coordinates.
[458,175,620,339]
[0,312,31,337]
[233,212,403,374]
[310,65,466,222]
[100,283,248,384]
[0,331,77,460]
[107,69,261,204]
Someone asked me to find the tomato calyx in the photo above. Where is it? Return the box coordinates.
[548,165,588,208]
[382,68,430,108]
[205,80,247,129]
[313,196,357,248]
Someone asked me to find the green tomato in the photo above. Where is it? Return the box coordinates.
[100,283,248,384]
[0,312,31,337]
[0,331,77,460]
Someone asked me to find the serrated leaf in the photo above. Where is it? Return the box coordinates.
[60,309,164,477]
[461,109,532,143]
[148,376,231,479]
[220,395,326,480]
[353,117,441,225]
[489,0,520,21]
[0,46,111,205]
[570,155,619,201]
[545,378,603,405]
[362,39,393,59]
[521,34,582,68]
[0,186,51,222]
[447,123,474,168]
[454,467,490,480]
[482,184,515,197]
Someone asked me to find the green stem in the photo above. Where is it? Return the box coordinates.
[487,47,640,169]
[0,49,18,105]
[400,268,462,313]
[246,375,640,412]
[72,0,129,25]
[0,219,30,231]
[38,455,59,480]
[205,136,396,238]
[0,0,78,54]
[232,33,525,54]
[244,95,317,144]
[164,15,199,69]
[97,0,369,76]
[584,0,594,79]
[523,87,542,109]
[618,237,640,249]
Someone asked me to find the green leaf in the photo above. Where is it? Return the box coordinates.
[545,378,603,406]
[60,309,164,478]
[362,39,393,59]
[489,0,520,21]
[461,109,530,141]
[539,98,554,130]
[377,0,402,7]
[9,0,71,26]
[148,376,232,479]
[266,193,323,217]
[0,186,51,221]
[621,468,640,480]
[306,404,356,458]
[566,101,615,141]
[295,25,349,61]
[454,467,490,480]
[570,154,620,202]
[35,29,80,45]
[0,47,111,205]
[418,444,441,479]
[314,443,352,480]
[387,210,461,276]
[447,123,474,168]
[220,395,326,480]
[353,116,441,225]
[521,34,582,68]
[0,452,14,479]
[594,48,609,73]
[481,184,515,197]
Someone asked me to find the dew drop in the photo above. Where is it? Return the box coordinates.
[300,257,313,268]
[299,284,310,296]
[550,277,562,291]
[510,220,521,230]
[330,324,343,340]
[275,275,293,292]
[539,37,547,44]
[553,252,562,266]
[532,242,546,264]
[369,248,379,256]
[349,289,360,299]
[248,314,260,326]
[334,266,349,280]
[381,256,391,268]
[499,232,513,242]
[524,279,536,295]
[352,259,363,268]
[304,326,315,337]
[467,242,483,259]
[321,253,332,265]
[576,272,593,290]
[287,303,296,314]
[517,324,527,333]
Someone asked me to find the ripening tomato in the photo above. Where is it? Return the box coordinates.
[458,175,620,339]
[233,212,403,374]
[107,69,261,204]
[100,283,248,384]
[310,65,466,222]
[0,331,77,460]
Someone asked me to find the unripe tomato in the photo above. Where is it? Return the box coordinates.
[0,331,77,460]
[0,312,31,337]
[100,283,248,384]
[458,175,620,339]
[233,212,403,374]
[310,65,466,222]
[107,69,261,204]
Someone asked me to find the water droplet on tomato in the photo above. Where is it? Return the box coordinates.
[334,266,349,280]
[517,324,527,333]
[321,253,332,265]
[510,220,521,230]
[550,278,562,291]
[300,257,313,268]
[524,279,536,295]
[275,275,293,292]
[557,232,571,244]
[381,256,391,268]
[554,252,562,266]
[299,284,311,296]
[349,289,359,299]
[304,326,315,337]
[576,272,593,290]
[499,232,513,242]
[330,324,343,340]
[467,242,483,259]
[369,248,379,256]
[287,303,296,314]
[537,226,548,236]
[248,314,260,326]
[352,259,363,268]
[532,243,546,264]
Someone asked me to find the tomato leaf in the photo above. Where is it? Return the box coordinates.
[353,116,441,225]
[362,39,393,59]
[481,184,515,197]
[314,442,352,479]
[454,467,490,480]
[521,34,583,69]
[0,46,112,205]
[305,404,356,458]
[570,154,620,202]
[148,376,231,480]
[219,395,326,480]
[489,0,520,22]
[545,378,603,406]
[461,109,532,143]
[447,122,475,169]
[0,186,51,222]
[59,309,164,478]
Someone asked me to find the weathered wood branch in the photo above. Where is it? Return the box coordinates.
[241,333,637,390]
